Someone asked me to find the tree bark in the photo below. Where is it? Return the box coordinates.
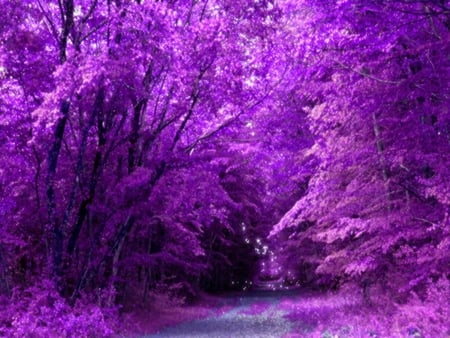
[46,100,70,289]
[59,0,74,63]
[66,88,105,255]
[70,215,135,304]
[0,244,10,298]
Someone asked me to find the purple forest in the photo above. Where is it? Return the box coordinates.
[0,0,449,337]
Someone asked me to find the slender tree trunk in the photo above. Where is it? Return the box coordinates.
[70,215,135,304]
[372,111,393,215]
[0,244,10,298]
[128,62,155,172]
[143,230,153,303]
[128,100,145,173]
[108,237,125,306]
[66,88,106,256]
[372,112,388,182]
[361,277,372,306]
[62,88,103,240]
[46,100,70,290]
[45,0,74,292]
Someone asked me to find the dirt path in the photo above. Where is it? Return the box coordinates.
[144,291,294,338]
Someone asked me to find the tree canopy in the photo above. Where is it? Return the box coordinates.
[0,0,449,335]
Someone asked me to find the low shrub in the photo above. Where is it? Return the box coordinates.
[0,280,117,338]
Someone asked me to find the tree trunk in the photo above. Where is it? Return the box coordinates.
[66,88,106,256]
[107,236,125,306]
[46,100,70,291]
[372,112,388,182]
[70,215,135,304]
[143,230,153,303]
[361,278,372,306]
[0,244,10,298]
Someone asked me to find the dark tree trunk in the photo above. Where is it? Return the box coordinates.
[66,88,106,256]
[0,244,10,298]
[59,0,74,64]
[46,100,70,290]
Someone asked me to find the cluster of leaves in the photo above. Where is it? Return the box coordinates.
[0,279,117,337]
[0,0,297,332]
[271,0,450,304]
[1,0,448,336]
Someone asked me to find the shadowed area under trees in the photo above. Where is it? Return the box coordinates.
[0,0,448,337]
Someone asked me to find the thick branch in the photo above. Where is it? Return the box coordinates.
[59,0,75,63]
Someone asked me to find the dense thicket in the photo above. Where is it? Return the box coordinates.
[0,0,448,335]
[271,0,449,301]
[0,0,292,302]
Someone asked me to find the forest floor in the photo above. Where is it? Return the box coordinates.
[122,288,449,338]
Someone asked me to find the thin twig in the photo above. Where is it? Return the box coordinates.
[36,0,59,41]
[413,217,439,227]
[332,59,402,85]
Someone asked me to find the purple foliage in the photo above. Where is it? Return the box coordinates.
[0,0,448,336]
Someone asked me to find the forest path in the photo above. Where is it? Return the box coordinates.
[144,290,296,338]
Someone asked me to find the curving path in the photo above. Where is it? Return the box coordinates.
[144,291,294,338]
